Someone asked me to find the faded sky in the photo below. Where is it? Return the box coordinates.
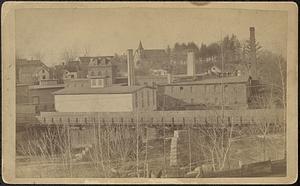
[15,8,287,66]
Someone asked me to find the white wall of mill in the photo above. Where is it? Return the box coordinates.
[55,94,133,112]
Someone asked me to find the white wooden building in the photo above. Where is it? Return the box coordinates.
[53,85,157,112]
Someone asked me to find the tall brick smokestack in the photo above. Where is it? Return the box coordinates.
[249,27,257,78]
[127,49,135,86]
[187,51,196,77]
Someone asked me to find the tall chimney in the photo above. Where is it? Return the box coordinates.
[127,49,135,86]
[249,27,257,78]
[187,51,196,77]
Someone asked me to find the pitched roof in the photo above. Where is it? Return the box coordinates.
[17,59,50,71]
[89,56,113,67]
[163,76,250,86]
[78,56,93,63]
[138,41,144,50]
[29,84,65,90]
[34,66,50,74]
[16,59,43,66]
[53,85,153,95]
[143,49,168,59]
[67,60,80,66]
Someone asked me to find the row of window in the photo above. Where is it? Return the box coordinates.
[170,84,233,93]
[90,70,110,77]
[186,97,239,105]
[91,79,104,88]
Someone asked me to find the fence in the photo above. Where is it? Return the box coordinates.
[191,159,287,178]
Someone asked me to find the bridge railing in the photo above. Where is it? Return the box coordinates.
[37,109,284,127]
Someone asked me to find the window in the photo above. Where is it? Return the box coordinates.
[91,71,95,76]
[191,98,194,104]
[70,75,74,78]
[98,71,102,76]
[190,86,193,93]
[147,90,150,106]
[42,75,46,79]
[97,79,104,87]
[92,79,96,86]
[42,69,45,73]
[180,87,184,91]
[141,91,144,108]
[171,86,174,93]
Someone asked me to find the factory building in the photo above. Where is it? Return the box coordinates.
[53,85,157,112]
[136,75,169,87]
[157,76,257,110]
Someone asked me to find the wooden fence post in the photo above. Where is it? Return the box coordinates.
[162,117,166,176]
[188,120,192,172]
[67,123,72,177]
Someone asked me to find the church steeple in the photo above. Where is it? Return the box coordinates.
[138,40,144,50]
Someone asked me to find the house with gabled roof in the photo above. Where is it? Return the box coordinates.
[16,59,51,85]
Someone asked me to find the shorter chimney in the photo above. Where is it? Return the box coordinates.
[187,51,196,77]
[127,49,135,86]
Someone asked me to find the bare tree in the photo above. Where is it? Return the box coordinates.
[61,48,78,63]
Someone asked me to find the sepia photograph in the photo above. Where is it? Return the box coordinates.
[2,2,298,184]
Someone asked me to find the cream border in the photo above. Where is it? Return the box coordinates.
[2,1,298,184]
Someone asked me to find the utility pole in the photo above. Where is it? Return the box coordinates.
[220,31,225,122]
[136,112,140,178]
